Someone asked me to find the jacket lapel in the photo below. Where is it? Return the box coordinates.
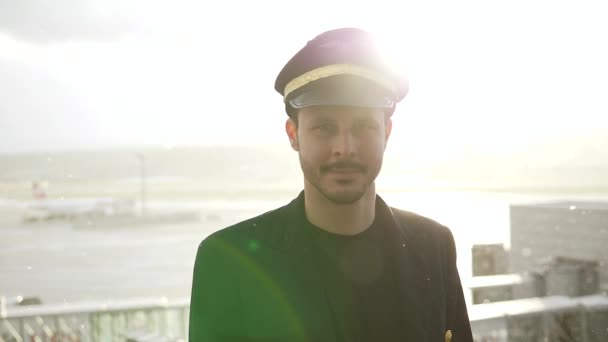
[376,197,432,341]
[276,193,341,342]
[283,192,363,342]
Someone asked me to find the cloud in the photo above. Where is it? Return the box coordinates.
[0,0,131,43]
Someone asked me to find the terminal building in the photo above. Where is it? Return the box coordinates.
[509,201,608,296]
[466,200,608,340]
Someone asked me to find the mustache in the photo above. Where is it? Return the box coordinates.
[320,161,367,173]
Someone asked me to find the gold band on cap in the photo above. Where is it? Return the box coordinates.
[283,63,396,99]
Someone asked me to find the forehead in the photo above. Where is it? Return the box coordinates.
[297,106,386,121]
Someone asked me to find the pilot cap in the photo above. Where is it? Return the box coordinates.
[274,28,408,115]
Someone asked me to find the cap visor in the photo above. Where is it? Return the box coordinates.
[287,75,395,109]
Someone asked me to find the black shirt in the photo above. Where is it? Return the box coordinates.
[307,218,406,342]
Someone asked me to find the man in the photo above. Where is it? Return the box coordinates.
[189,28,473,342]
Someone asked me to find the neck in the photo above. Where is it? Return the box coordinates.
[303,183,377,236]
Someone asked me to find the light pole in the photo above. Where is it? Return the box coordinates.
[136,153,147,216]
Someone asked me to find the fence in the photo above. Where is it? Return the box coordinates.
[470,295,608,341]
[2,295,608,341]
[0,297,188,342]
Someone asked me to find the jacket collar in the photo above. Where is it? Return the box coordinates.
[280,191,404,250]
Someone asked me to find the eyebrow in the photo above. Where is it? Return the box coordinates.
[307,117,336,126]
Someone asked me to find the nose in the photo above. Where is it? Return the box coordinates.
[331,130,358,157]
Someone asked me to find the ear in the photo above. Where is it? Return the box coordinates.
[384,117,393,144]
[285,118,299,151]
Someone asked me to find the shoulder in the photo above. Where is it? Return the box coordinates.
[391,207,453,237]
[389,207,457,251]
[197,202,290,252]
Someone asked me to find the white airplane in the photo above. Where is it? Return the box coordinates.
[22,182,136,223]
[22,197,136,223]
[21,181,199,227]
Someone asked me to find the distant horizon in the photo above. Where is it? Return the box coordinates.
[2,145,608,200]
[2,131,606,169]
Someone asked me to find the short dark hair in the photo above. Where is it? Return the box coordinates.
[287,105,300,128]
[286,104,298,121]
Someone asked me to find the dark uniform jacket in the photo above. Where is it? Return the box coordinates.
[189,192,474,341]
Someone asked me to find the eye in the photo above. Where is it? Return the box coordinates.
[311,123,336,135]
[354,120,379,132]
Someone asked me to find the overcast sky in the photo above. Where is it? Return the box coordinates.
[1,0,607,155]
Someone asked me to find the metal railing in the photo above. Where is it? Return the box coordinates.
[2,295,608,341]
[0,297,189,342]
[469,295,608,342]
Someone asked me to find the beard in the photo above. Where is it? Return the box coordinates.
[299,154,380,205]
